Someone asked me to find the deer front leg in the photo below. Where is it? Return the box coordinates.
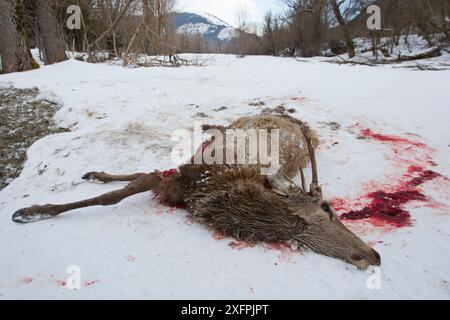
[12,173,157,224]
[82,171,147,183]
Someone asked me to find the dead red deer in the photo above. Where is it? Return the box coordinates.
[12,114,380,269]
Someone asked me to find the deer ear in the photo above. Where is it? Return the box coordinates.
[266,171,302,197]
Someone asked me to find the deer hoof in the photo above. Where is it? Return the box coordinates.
[82,171,103,182]
[12,206,57,224]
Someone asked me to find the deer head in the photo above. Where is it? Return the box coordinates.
[268,121,381,270]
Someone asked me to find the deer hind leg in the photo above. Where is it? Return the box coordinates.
[12,173,158,224]
[82,171,147,183]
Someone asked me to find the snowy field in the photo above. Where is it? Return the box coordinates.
[0,53,449,299]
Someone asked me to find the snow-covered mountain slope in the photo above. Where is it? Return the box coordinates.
[173,12,239,42]
[0,54,449,299]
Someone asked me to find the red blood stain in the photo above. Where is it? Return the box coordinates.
[209,230,303,262]
[351,124,436,167]
[407,166,424,174]
[335,167,444,229]
[84,279,99,287]
[263,242,291,252]
[341,190,421,228]
[162,169,178,178]
[330,198,350,212]
[332,125,449,231]
[408,170,442,188]
[55,279,66,287]
[291,96,306,103]
[357,127,427,148]
[263,242,302,262]
[228,241,254,250]
[225,239,300,262]
[202,140,213,152]
[185,215,195,225]
[213,230,226,240]
[22,277,33,284]
[153,200,164,215]
[168,206,176,215]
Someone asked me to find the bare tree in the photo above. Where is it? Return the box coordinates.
[235,0,249,32]
[121,0,177,65]
[0,0,38,74]
[263,11,276,55]
[87,0,135,60]
[231,1,264,56]
[329,0,355,58]
[285,0,328,57]
[35,0,68,64]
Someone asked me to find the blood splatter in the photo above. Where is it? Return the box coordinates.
[263,242,293,252]
[350,124,437,167]
[338,167,444,228]
[330,198,350,212]
[408,170,442,187]
[185,214,195,225]
[202,140,213,152]
[291,96,306,103]
[55,279,66,287]
[83,279,99,287]
[357,127,427,148]
[332,125,449,230]
[263,242,302,262]
[22,277,33,284]
[162,168,178,178]
[167,206,178,215]
[212,230,226,240]
[224,238,300,263]
[228,241,254,250]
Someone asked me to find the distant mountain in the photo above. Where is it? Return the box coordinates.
[173,12,239,43]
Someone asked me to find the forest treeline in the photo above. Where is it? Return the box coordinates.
[0,0,449,74]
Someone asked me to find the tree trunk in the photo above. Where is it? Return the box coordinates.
[330,0,355,58]
[142,0,149,52]
[0,0,38,74]
[35,0,68,64]
[122,17,145,66]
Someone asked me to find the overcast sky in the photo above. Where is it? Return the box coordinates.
[175,0,286,27]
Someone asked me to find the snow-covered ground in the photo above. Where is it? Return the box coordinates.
[0,53,449,299]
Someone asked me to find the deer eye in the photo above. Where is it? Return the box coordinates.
[321,202,336,222]
[321,203,332,213]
